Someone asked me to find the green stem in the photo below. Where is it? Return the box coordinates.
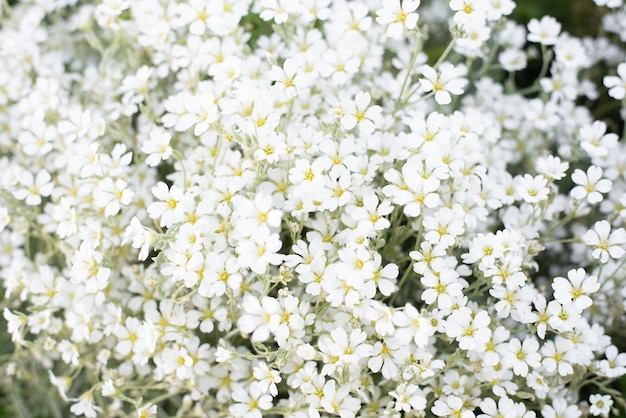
[8,388,31,418]
[540,201,583,242]
[537,45,553,83]
[147,390,181,406]
[397,91,435,112]
[390,217,424,304]
[432,37,458,71]
[398,261,415,288]
[474,41,498,80]
[605,256,626,284]
[621,97,626,141]
[517,45,553,96]
[395,32,425,110]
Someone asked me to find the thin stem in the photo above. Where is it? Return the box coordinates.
[432,37,458,71]
[147,390,181,406]
[474,41,499,79]
[621,97,626,141]
[536,44,553,83]
[517,45,553,96]
[0,0,12,18]
[395,32,425,110]
[540,201,583,242]
[394,36,458,110]
[606,255,626,283]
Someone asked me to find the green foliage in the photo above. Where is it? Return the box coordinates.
[513,0,602,37]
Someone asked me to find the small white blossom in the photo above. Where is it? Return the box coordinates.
[420,63,468,105]
[137,403,157,418]
[93,178,134,217]
[570,166,612,204]
[12,169,54,206]
[527,15,561,45]
[589,394,613,417]
[516,174,549,204]
[604,62,626,100]
[253,362,282,397]
[376,0,420,39]
[142,127,173,167]
[583,220,626,263]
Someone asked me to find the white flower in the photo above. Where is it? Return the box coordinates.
[158,345,193,379]
[254,132,287,163]
[450,0,487,25]
[589,394,613,417]
[478,397,530,418]
[18,123,56,156]
[420,63,468,105]
[142,127,173,167]
[504,338,541,377]
[147,182,186,228]
[579,121,618,158]
[137,403,157,418]
[113,317,142,356]
[462,232,505,266]
[70,393,102,418]
[253,362,282,397]
[258,0,298,24]
[93,178,134,217]
[499,47,527,71]
[594,0,623,6]
[445,307,492,351]
[457,19,491,51]
[349,193,393,232]
[270,58,311,97]
[536,155,569,181]
[57,107,96,142]
[604,62,626,100]
[175,0,211,35]
[318,47,360,85]
[376,0,420,39]
[232,193,283,238]
[173,93,218,136]
[555,36,589,69]
[341,91,382,134]
[570,166,612,204]
[432,395,475,418]
[12,169,54,206]
[552,268,600,310]
[51,198,78,238]
[3,308,26,343]
[541,399,581,418]
[197,251,242,298]
[229,382,273,418]
[583,220,626,263]
[368,337,405,379]
[420,268,465,310]
[238,295,280,342]
[541,337,575,376]
[423,206,465,248]
[527,15,561,45]
[485,0,515,20]
[547,300,581,333]
[236,233,284,274]
[390,382,427,412]
[516,174,549,204]
[320,379,361,418]
[123,217,155,261]
[597,345,626,377]
[318,327,372,371]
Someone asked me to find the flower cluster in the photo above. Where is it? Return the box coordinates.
[2,0,626,417]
